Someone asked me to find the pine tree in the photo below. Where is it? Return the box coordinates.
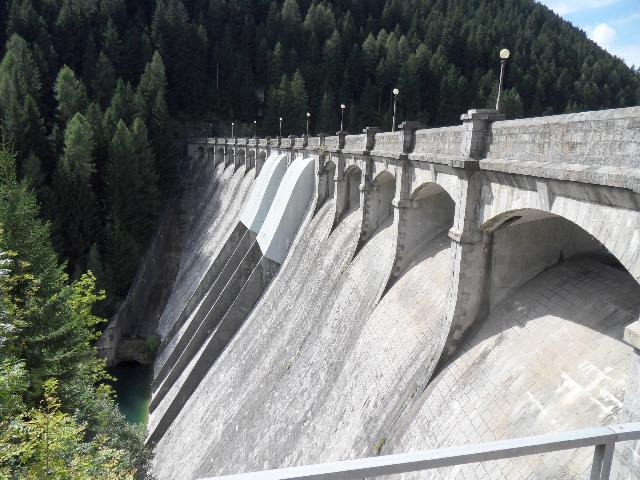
[130,118,160,244]
[92,52,116,109]
[0,34,46,164]
[53,113,97,271]
[102,78,136,137]
[135,51,167,126]
[54,65,88,127]
[318,90,336,134]
[288,70,309,134]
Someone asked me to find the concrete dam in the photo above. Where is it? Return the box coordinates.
[111,107,640,478]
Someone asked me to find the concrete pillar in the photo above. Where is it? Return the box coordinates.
[439,173,493,364]
[314,135,334,212]
[618,321,640,477]
[436,109,504,366]
[460,109,505,159]
[287,135,296,165]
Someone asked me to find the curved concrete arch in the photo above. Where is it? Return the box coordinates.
[479,207,628,308]
[478,177,640,283]
[239,153,288,234]
[384,181,456,290]
[335,164,363,225]
[257,157,316,263]
[247,149,256,171]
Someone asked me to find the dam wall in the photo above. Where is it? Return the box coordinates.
[146,107,640,479]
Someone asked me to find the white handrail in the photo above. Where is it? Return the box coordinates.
[199,422,640,480]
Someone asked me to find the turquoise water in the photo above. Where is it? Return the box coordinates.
[108,362,153,424]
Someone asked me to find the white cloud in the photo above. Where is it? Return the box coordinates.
[615,45,640,68]
[589,23,617,49]
[539,0,620,15]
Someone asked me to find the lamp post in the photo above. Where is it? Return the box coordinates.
[279,117,282,137]
[306,112,310,135]
[496,48,511,111]
[253,120,257,138]
[209,122,213,137]
[340,104,345,132]
[231,122,234,137]
[392,88,399,132]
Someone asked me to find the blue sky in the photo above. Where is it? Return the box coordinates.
[537,0,640,68]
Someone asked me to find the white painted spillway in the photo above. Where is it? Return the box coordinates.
[257,156,316,263]
[239,153,287,233]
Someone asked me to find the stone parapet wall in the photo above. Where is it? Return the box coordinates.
[343,134,367,153]
[307,136,321,149]
[324,135,341,151]
[280,137,292,148]
[487,106,640,169]
[190,107,640,191]
[410,125,464,162]
[370,131,403,158]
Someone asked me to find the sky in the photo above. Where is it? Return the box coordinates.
[537,0,640,69]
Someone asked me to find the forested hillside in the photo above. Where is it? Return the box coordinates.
[0,0,638,308]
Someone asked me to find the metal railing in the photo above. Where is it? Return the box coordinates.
[200,422,640,480]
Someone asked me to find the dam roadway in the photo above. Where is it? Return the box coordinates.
[106,107,640,478]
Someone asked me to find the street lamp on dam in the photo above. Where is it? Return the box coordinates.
[340,104,345,132]
[279,117,282,137]
[253,120,257,138]
[392,88,399,132]
[306,112,310,135]
[231,122,234,137]
[496,48,511,111]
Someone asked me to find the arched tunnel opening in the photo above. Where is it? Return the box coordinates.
[407,209,640,478]
[483,210,628,310]
[317,160,336,210]
[366,170,395,234]
[345,166,361,212]
[403,183,455,260]
[335,165,362,224]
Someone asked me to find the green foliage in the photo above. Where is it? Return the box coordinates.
[0,145,151,478]
[0,34,45,164]
[53,113,97,271]
[0,379,137,479]
[54,65,88,128]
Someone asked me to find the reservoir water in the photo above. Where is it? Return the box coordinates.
[109,361,153,424]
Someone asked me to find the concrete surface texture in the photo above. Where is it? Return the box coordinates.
[385,258,639,479]
[142,107,640,479]
[256,156,316,263]
[156,162,255,340]
[239,153,287,233]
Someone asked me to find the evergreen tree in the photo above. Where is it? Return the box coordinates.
[92,52,116,108]
[135,51,167,127]
[130,118,160,244]
[104,120,140,295]
[317,90,336,134]
[288,70,309,134]
[103,78,136,137]
[54,65,88,127]
[0,34,46,164]
[53,113,97,272]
